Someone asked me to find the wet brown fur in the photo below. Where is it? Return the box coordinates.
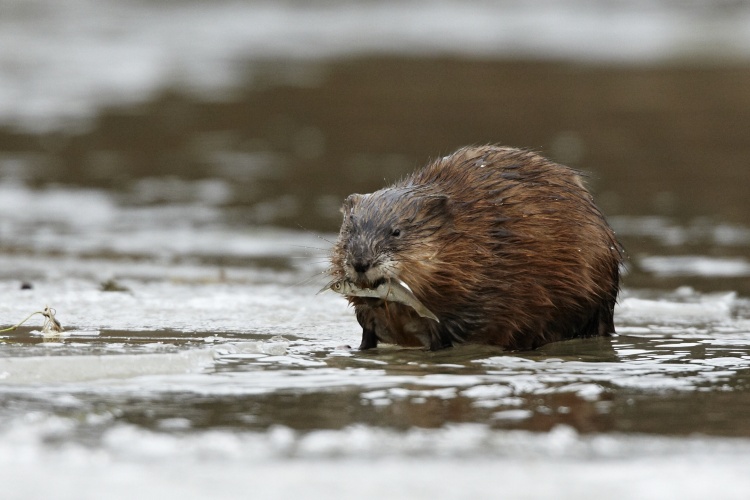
[329,145,623,351]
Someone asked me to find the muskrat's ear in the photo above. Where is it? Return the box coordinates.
[341,193,364,214]
[421,194,450,215]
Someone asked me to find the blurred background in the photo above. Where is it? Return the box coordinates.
[1,0,749,292]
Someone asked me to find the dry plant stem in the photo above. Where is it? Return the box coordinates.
[0,311,45,333]
[0,306,64,334]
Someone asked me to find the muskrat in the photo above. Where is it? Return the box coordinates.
[327,145,622,351]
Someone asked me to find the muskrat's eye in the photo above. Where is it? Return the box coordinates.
[391,228,402,237]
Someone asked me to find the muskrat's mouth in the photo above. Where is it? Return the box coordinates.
[369,277,387,289]
[351,276,387,290]
[325,277,439,323]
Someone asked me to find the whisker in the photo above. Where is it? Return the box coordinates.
[287,255,331,261]
[295,223,337,246]
[289,244,331,252]
[285,269,332,289]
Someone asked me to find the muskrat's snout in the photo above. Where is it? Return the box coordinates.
[349,255,374,284]
[351,258,371,274]
[345,253,388,287]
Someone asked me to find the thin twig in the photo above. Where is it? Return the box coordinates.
[0,305,64,334]
[0,310,47,333]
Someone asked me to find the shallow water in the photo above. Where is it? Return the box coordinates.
[3,1,750,499]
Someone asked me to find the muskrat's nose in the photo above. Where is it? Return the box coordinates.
[352,259,371,274]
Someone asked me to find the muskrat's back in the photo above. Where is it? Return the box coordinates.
[330,145,622,351]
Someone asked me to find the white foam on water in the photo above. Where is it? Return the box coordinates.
[492,409,534,421]
[616,292,737,324]
[478,356,712,394]
[29,329,101,337]
[640,255,750,277]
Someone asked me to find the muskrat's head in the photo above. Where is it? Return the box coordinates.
[331,187,450,290]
